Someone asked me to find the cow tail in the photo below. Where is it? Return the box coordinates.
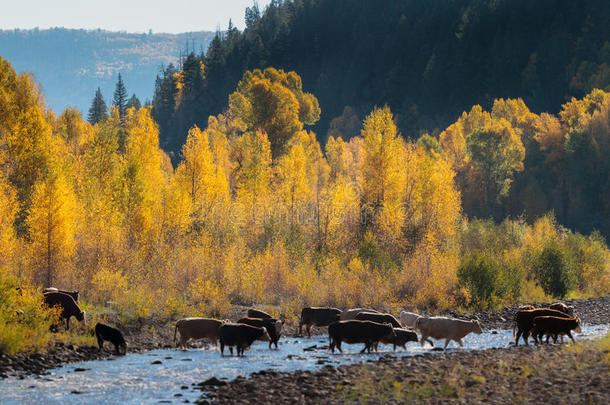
[173,322,178,345]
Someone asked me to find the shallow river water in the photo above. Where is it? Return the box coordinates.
[1,324,608,405]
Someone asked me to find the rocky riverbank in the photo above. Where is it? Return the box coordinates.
[0,321,175,378]
[198,335,610,404]
[197,296,610,404]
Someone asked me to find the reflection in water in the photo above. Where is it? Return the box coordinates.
[0,324,607,405]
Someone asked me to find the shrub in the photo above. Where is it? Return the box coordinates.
[532,241,575,298]
[0,269,58,355]
[457,252,500,308]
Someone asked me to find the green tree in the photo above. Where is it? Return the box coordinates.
[126,94,141,110]
[88,87,108,125]
[466,119,525,213]
[112,73,128,122]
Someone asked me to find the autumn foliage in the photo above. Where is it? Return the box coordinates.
[1,56,609,334]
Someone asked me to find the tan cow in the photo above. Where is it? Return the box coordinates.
[416,316,483,350]
[174,318,225,349]
[399,311,421,329]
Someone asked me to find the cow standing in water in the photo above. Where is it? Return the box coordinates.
[416,317,483,349]
[299,307,341,337]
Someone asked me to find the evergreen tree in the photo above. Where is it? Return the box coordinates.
[87,87,108,125]
[126,93,141,110]
[112,73,128,122]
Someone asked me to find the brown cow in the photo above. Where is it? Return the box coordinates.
[375,328,418,351]
[329,320,396,353]
[513,308,573,345]
[531,316,581,344]
[44,288,79,302]
[299,307,341,337]
[247,308,273,319]
[219,323,271,356]
[355,312,401,328]
[340,308,379,321]
[174,318,224,349]
[237,317,282,349]
[43,292,84,330]
[549,302,574,316]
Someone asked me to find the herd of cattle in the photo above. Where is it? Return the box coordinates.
[40,288,582,357]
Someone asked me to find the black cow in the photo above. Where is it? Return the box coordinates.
[237,317,282,349]
[219,323,270,356]
[95,323,127,354]
[328,320,396,354]
[247,309,273,319]
[299,307,341,337]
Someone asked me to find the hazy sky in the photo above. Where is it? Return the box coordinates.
[0,0,272,33]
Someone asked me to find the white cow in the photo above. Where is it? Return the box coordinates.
[399,311,421,329]
[416,316,483,350]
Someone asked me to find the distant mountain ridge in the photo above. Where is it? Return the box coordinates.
[0,28,215,114]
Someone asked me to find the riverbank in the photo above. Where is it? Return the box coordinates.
[199,334,610,404]
[0,321,175,378]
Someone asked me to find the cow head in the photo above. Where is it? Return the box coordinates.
[385,323,397,339]
[471,320,483,334]
[573,317,582,333]
[259,327,271,342]
[274,320,282,335]
[77,311,85,322]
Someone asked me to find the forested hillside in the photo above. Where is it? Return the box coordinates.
[0,28,214,113]
[154,0,610,151]
[152,0,610,238]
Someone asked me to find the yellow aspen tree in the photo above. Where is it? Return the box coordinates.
[361,106,406,235]
[27,170,76,286]
[231,129,272,227]
[0,174,18,269]
[0,57,53,234]
[176,125,229,221]
[119,107,167,245]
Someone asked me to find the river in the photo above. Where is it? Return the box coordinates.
[1,324,607,404]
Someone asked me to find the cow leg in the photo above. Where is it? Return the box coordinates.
[443,339,450,350]
[457,339,463,348]
[220,343,225,356]
[515,329,522,346]
[420,335,427,347]
[298,322,303,336]
[567,332,575,343]
[307,324,311,338]
[360,344,368,354]
[66,317,70,331]
[229,346,234,356]
[336,340,342,353]
[523,330,530,346]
